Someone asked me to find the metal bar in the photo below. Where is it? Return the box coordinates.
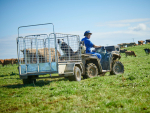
[35,37,39,72]
[67,35,70,60]
[23,38,27,64]
[25,34,48,39]
[48,37,51,71]
[43,39,45,63]
[17,38,21,65]
[54,33,58,69]
[78,35,81,59]
[19,71,58,76]
[18,23,54,38]
[31,75,65,79]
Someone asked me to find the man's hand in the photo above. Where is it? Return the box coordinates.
[94,45,101,48]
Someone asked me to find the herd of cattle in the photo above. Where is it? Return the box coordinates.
[119,40,150,57]
[120,48,150,57]
[118,40,150,48]
[0,58,18,67]
[0,48,150,67]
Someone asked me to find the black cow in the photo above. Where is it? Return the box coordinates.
[144,48,150,55]
[120,49,127,53]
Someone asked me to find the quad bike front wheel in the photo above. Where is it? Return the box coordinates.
[85,63,98,78]
[110,61,124,75]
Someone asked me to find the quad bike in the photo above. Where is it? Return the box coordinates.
[80,45,124,78]
[16,23,124,84]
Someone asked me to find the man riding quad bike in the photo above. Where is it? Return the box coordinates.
[80,30,124,78]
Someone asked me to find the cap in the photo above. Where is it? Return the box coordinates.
[84,30,92,36]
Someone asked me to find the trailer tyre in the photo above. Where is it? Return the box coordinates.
[69,66,81,81]
[85,63,98,78]
[23,79,36,85]
[22,76,37,85]
[110,61,124,75]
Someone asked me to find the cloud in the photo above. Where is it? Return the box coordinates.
[96,23,130,28]
[110,18,150,23]
[96,18,150,28]
[129,23,147,31]
[90,29,150,46]
[107,23,130,27]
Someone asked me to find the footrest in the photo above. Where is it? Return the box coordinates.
[102,70,110,72]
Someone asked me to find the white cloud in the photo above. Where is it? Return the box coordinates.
[129,23,147,31]
[109,18,150,23]
[90,29,150,46]
[107,24,130,27]
[96,18,150,28]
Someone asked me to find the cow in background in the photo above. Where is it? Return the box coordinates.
[144,48,150,55]
[125,51,137,57]
[0,59,4,65]
[12,58,18,64]
[138,40,145,45]
[120,49,127,53]
[2,58,18,66]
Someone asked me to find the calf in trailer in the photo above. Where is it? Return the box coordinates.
[21,48,61,63]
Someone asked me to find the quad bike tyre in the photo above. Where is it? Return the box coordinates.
[69,66,81,81]
[84,63,98,78]
[110,61,124,75]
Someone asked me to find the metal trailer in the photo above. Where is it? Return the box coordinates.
[16,23,83,84]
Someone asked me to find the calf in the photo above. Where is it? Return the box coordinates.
[125,51,136,57]
[144,48,150,55]
[21,48,61,63]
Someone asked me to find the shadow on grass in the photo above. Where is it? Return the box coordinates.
[0,72,19,77]
[3,78,20,80]
[2,78,68,88]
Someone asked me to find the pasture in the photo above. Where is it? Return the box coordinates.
[0,44,150,113]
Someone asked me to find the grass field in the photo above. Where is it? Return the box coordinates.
[0,44,150,113]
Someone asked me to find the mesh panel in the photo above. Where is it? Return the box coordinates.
[17,33,81,65]
[54,33,81,62]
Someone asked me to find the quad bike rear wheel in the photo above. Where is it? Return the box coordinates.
[110,61,124,75]
[85,63,98,78]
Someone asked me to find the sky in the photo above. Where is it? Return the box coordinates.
[0,0,150,59]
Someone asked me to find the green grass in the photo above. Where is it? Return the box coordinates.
[0,44,150,113]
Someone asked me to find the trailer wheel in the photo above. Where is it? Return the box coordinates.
[85,63,98,78]
[22,76,37,85]
[110,61,124,75]
[69,66,81,81]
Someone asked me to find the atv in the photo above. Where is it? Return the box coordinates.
[81,45,124,78]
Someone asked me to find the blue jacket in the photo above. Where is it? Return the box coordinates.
[81,37,94,53]
[81,37,102,59]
